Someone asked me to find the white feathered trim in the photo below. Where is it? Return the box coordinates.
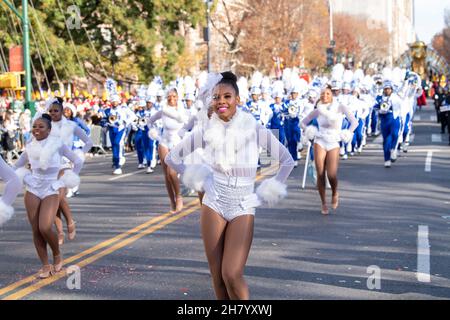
[305,125,319,141]
[27,136,63,170]
[148,128,160,141]
[340,129,353,144]
[0,199,14,227]
[182,164,212,192]
[60,170,80,189]
[15,167,31,185]
[74,149,86,163]
[256,177,287,207]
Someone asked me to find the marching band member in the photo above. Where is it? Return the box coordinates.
[373,80,402,168]
[47,98,93,245]
[147,88,189,213]
[0,157,21,227]
[267,90,287,144]
[134,100,154,173]
[100,95,136,175]
[245,87,263,124]
[301,86,358,215]
[284,85,303,166]
[14,114,83,278]
[165,71,294,300]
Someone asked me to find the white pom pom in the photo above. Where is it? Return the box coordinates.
[0,199,14,227]
[148,128,160,140]
[74,149,86,163]
[60,170,80,189]
[15,167,31,185]
[182,164,212,192]
[340,130,353,144]
[256,177,287,207]
[305,125,319,141]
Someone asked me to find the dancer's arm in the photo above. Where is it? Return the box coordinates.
[0,157,21,206]
[12,151,29,169]
[340,104,359,132]
[61,144,83,174]
[147,110,162,128]
[257,124,295,183]
[74,126,94,153]
[165,127,204,174]
[300,109,319,130]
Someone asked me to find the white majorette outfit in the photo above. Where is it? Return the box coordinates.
[0,157,21,226]
[147,102,189,150]
[300,101,359,151]
[50,116,93,167]
[13,136,83,200]
[165,108,295,222]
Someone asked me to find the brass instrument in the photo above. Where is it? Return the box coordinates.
[288,104,299,118]
[108,114,118,124]
[379,101,390,114]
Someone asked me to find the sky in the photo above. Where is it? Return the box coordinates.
[415,0,450,44]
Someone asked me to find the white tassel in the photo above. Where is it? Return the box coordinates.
[256,177,287,207]
[60,170,80,189]
[182,164,212,192]
[340,129,353,144]
[0,199,14,227]
[305,125,319,141]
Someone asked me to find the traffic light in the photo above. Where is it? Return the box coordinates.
[0,72,25,90]
[326,47,334,67]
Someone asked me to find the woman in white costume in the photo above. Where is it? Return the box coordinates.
[47,98,93,244]
[0,157,21,227]
[301,86,358,215]
[147,88,189,213]
[14,114,83,278]
[165,72,294,300]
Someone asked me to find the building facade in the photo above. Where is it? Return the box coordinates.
[331,0,416,66]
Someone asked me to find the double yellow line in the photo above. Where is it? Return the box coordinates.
[0,166,277,300]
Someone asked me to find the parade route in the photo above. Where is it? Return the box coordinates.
[0,104,449,300]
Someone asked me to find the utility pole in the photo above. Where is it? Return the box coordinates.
[2,0,34,112]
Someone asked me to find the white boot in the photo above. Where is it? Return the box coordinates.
[391,149,397,162]
[384,160,391,168]
[113,168,123,175]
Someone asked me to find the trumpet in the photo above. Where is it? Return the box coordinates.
[108,114,118,124]
[133,116,147,128]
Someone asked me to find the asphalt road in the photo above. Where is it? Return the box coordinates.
[0,102,449,300]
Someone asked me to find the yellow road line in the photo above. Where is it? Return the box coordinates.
[0,165,278,299]
[0,200,198,297]
[3,205,200,300]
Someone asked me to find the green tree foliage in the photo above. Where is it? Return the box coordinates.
[0,0,205,87]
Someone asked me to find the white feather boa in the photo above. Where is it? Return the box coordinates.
[203,109,257,174]
[0,199,14,227]
[60,170,80,189]
[256,177,287,207]
[26,136,63,170]
[304,125,319,141]
[182,163,212,192]
[15,167,31,185]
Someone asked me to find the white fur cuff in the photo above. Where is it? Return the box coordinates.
[148,128,160,141]
[182,164,212,192]
[15,167,31,185]
[0,199,14,227]
[340,130,353,144]
[256,177,287,207]
[305,125,319,141]
[60,170,80,189]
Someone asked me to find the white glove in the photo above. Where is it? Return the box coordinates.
[240,193,262,211]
